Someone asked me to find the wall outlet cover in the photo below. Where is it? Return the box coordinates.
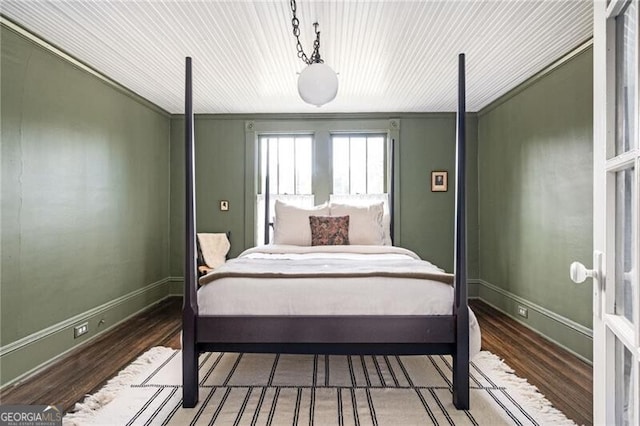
[517,305,528,318]
[74,322,88,338]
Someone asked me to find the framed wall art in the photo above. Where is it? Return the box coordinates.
[431,171,448,192]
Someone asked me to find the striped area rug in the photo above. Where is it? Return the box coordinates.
[65,347,575,425]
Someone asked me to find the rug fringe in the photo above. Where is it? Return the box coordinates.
[63,346,176,426]
[474,351,576,426]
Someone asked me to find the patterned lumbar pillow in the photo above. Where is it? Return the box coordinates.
[309,215,350,246]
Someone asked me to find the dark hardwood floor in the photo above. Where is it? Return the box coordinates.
[469,300,592,426]
[0,297,592,425]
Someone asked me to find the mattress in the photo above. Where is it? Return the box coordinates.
[197,245,481,357]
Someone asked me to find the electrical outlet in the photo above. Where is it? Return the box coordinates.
[220,200,229,211]
[517,305,528,319]
[74,322,88,338]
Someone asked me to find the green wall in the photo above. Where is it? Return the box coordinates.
[399,116,479,275]
[169,117,248,277]
[1,25,171,383]
[477,48,593,359]
[169,114,479,279]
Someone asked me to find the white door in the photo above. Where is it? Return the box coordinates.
[583,1,640,424]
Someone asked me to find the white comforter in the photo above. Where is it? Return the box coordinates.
[197,245,481,357]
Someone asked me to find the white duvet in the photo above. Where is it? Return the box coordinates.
[197,244,481,357]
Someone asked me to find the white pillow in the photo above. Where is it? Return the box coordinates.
[330,202,385,245]
[329,194,392,245]
[274,200,330,245]
[382,214,392,245]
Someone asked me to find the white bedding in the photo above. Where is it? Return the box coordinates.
[197,244,481,357]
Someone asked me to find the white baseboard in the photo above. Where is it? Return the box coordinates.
[0,277,173,389]
[475,279,592,364]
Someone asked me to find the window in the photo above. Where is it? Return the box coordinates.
[248,120,398,246]
[332,134,386,195]
[257,135,313,244]
[330,134,389,217]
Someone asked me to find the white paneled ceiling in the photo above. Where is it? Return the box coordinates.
[1,0,592,114]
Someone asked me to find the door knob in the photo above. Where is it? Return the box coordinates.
[570,252,603,318]
[570,261,595,284]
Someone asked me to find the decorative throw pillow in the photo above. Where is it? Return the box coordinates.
[309,215,350,246]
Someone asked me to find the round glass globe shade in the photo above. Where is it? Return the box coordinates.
[297,63,338,107]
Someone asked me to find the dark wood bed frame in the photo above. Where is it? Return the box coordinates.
[182,54,469,409]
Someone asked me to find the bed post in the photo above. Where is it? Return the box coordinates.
[389,138,395,244]
[182,56,199,408]
[452,53,470,410]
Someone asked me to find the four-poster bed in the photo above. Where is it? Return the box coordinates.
[182,54,471,410]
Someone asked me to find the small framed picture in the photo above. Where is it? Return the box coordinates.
[431,171,448,192]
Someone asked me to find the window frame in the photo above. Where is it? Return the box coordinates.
[244,119,400,248]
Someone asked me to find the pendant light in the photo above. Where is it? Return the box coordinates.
[289,1,338,106]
